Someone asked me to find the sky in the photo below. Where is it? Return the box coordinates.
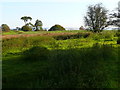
[0,0,120,29]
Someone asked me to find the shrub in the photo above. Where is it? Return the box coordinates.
[48,24,65,31]
[21,25,32,31]
[1,24,10,32]
[117,37,120,44]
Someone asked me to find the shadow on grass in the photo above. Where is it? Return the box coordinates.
[2,45,119,88]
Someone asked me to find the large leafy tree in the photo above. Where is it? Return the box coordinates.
[84,3,108,33]
[108,1,120,27]
[21,16,32,25]
[1,24,10,32]
[34,19,43,31]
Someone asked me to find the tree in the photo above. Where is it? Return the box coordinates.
[79,26,85,30]
[1,24,10,32]
[21,25,32,31]
[21,16,32,25]
[34,19,43,31]
[48,24,66,31]
[84,3,108,33]
[108,1,120,28]
[16,27,21,31]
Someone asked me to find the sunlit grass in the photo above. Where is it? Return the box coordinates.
[2,30,87,35]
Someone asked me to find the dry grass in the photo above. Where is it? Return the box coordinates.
[2,32,78,39]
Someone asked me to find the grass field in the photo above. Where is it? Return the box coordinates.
[2,30,120,88]
[2,30,86,35]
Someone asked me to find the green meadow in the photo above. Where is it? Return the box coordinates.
[2,30,120,88]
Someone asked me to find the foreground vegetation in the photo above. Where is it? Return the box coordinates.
[2,30,120,88]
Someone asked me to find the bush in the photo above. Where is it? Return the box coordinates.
[48,24,65,31]
[117,37,120,44]
[21,25,32,31]
[1,24,10,32]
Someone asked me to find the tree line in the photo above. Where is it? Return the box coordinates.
[1,2,120,33]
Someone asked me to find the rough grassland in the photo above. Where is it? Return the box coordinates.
[2,30,120,88]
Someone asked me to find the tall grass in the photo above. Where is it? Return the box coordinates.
[2,31,119,88]
[2,45,119,88]
[2,36,54,55]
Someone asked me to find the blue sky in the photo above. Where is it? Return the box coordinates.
[0,0,120,29]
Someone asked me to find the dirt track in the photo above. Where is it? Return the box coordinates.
[2,32,77,39]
